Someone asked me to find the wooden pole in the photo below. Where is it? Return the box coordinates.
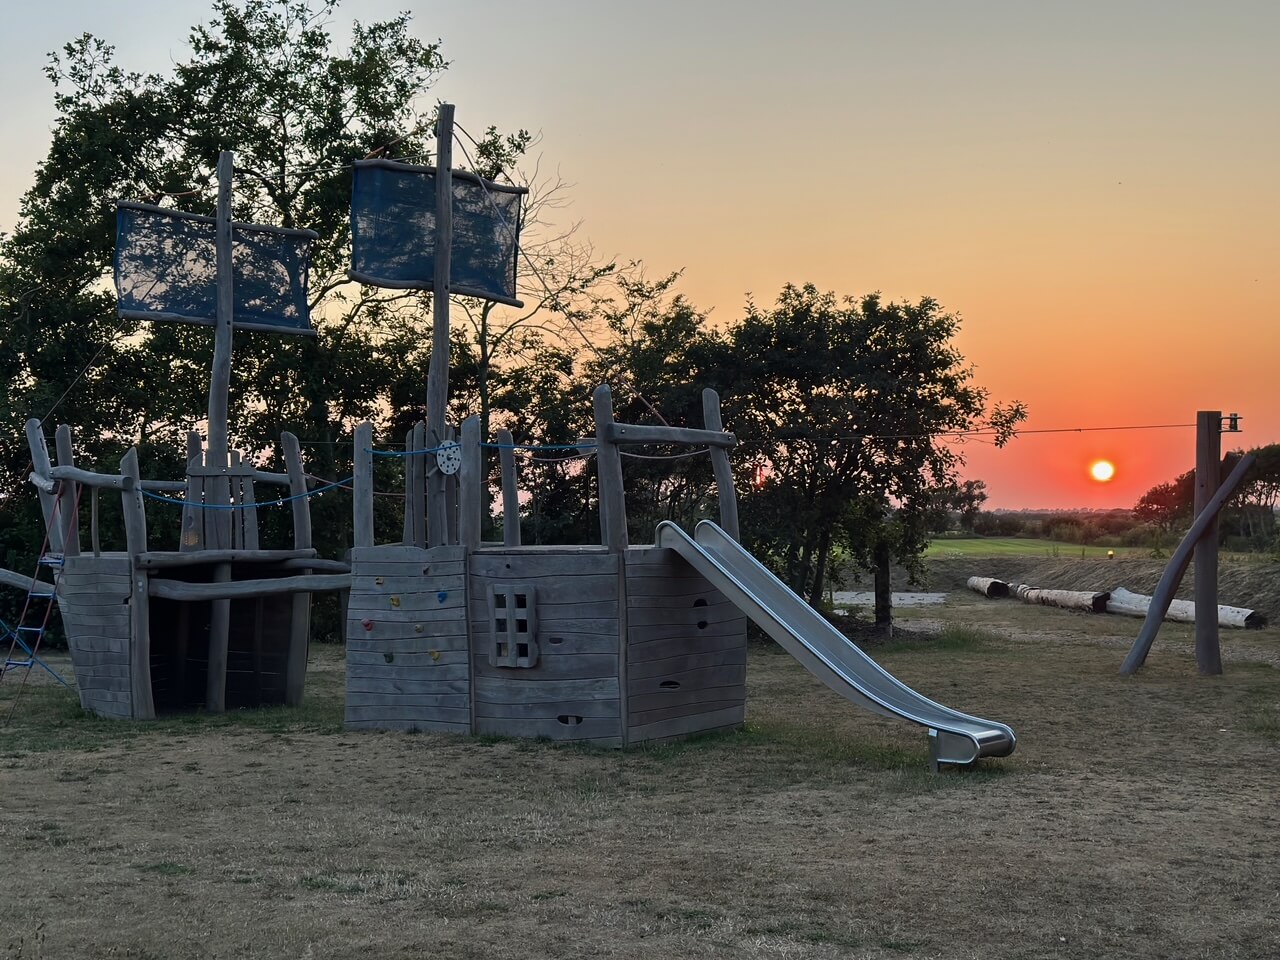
[702,389,739,541]
[120,448,155,720]
[497,428,521,546]
[282,431,311,707]
[593,385,628,552]
[353,422,374,549]
[426,104,455,548]
[53,425,81,558]
[459,416,482,550]
[208,150,235,549]
[1194,410,1223,675]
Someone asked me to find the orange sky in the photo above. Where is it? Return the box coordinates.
[3,1,1277,509]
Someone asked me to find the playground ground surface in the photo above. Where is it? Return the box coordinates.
[2,580,1279,959]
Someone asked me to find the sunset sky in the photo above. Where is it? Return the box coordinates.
[2,1,1276,509]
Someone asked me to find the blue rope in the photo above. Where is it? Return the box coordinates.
[368,445,449,458]
[140,476,355,510]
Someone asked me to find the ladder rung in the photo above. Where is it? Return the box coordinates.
[39,555,65,566]
[28,592,56,599]
[16,626,44,633]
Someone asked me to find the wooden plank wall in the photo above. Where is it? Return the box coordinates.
[58,553,134,719]
[469,550,623,747]
[624,547,747,744]
[345,545,470,732]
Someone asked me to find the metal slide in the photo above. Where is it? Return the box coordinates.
[655,520,1017,768]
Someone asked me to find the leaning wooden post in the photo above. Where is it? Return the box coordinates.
[1194,411,1223,675]
[353,423,374,549]
[497,428,520,547]
[426,104,455,548]
[702,389,740,541]
[593,384,628,552]
[53,425,81,558]
[282,431,311,707]
[120,447,155,720]
[24,419,64,555]
[1120,452,1255,675]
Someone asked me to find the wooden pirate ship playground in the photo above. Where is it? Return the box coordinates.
[1,105,1017,767]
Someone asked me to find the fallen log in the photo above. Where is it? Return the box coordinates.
[1107,586,1266,629]
[1021,587,1110,613]
[966,576,1010,599]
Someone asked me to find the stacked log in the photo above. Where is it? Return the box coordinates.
[966,577,1010,599]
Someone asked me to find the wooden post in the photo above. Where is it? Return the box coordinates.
[593,384,628,552]
[1194,410,1223,675]
[24,419,64,555]
[459,415,482,550]
[53,425,81,558]
[426,104,455,548]
[413,422,427,547]
[207,150,236,551]
[282,431,311,707]
[497,428,521,547]
[120,448,155,720]
[445,423,459,546]
[206,564,232,713]
[181,431,203,551]
[702,389,739,540]
[402,425,417,545]
[353,422,374,549]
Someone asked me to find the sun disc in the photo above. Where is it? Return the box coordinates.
[1090,460,1115,482]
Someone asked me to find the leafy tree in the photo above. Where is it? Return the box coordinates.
[717,284,1025,611]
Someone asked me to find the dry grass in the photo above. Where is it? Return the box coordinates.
[3,600,1280,960]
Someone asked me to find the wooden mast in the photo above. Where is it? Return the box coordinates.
[426,104,455,548]
[205,150,235,711]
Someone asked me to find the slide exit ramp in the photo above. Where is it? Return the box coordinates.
[654,520,1017,769]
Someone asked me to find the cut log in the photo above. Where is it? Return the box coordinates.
[1107,586,1266,629]
[966,577,1010,599]
[1021,588,1109,613]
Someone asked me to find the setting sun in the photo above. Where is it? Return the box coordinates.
[1090,460,1116,483]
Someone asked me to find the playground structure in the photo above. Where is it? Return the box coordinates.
[0,104,1019,768]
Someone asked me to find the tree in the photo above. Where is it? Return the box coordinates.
[717,285,1025,612]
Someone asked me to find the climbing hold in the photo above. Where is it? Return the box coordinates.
[430,650,441,662]
[362,619,374,632]
[414,624,424,633]
[390,596,401,608]
[375,576,384,586]
[437,591,448,604]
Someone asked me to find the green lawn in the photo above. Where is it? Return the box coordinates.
[924,536,1144,559]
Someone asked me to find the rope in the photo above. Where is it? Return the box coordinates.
[140,476,354,510]
[620,448,711,461]
[368,445,450,458]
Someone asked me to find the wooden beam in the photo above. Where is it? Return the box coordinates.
[603,422,736,449]
[702,389,739,540]
[206,563,231,713]
[119,448,154,720]
[149,573,351,602]
[426,104,455,549]
[181,431,203,552]
[136,548,317,569]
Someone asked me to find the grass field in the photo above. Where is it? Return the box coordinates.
[3,599,1280,959]
[924,536,1144,559]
